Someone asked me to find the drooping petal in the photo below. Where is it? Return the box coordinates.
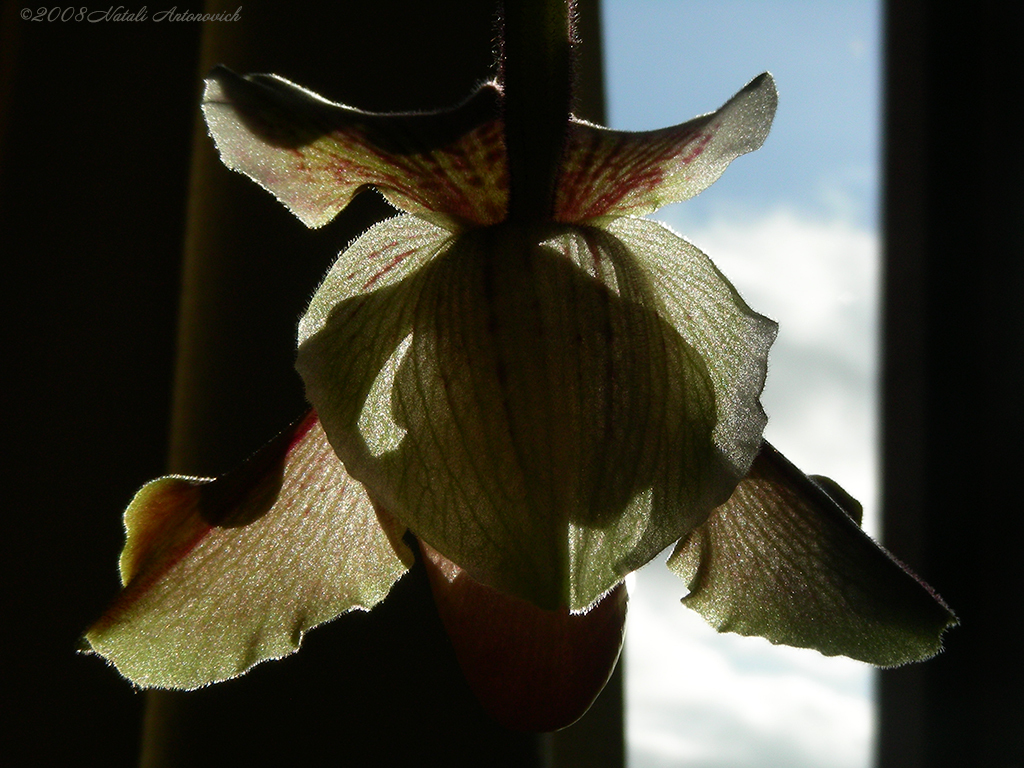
[203,66,508,230]
[82,411,411,690]
[667,442,957,666]
[555,73,777,223]
[299,221,771,611]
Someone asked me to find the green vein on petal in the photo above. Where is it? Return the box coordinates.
[555,73,777,223]
[602,217,776,475]
[203,66,508,230]
[82,411,410,690]
[667,441,957,666]
[299,221,773,611]
[296,215,451,470]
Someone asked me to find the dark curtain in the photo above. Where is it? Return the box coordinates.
[3,2,200,765]
[2,1,617,766]
[879,1,1024,765]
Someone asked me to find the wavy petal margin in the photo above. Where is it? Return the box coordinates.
[81,411,411,689]
[203,66,508,230]
[555,73,777,223]
[299,221,773,611]
[603,217,776,473]
[667,442,957,666]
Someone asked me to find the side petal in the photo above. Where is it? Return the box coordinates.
[666,442,957,666]
[555,73,777,222]
[203,66,508,230]
[82,411,411,690]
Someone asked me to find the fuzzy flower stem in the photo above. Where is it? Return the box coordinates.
[500,0,573,224]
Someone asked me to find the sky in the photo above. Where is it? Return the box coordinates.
[600,2,883,767]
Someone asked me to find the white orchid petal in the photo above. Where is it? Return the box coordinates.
[605,217,777,474]
[299,221,772,611]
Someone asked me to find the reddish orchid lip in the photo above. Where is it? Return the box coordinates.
[420,540,627,732]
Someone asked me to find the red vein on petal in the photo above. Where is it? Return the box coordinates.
[555,121,709,222]
[94,411,320,632]
[362,246,419,290]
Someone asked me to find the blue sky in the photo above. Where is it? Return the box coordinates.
[601,3,882,767]
[603,0,880,229]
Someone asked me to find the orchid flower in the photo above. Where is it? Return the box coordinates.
[83,42,955,732]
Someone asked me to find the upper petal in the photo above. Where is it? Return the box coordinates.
[554,73,777,223]
[82,411,411,690]
[203,67,508,230]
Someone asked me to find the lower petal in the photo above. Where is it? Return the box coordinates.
[667,441,957,666]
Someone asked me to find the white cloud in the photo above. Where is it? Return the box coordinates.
[627,209,878,768]
[627,561,874,768]
[670,208,880,531]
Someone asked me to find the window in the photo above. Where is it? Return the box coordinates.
[602,3,882,766]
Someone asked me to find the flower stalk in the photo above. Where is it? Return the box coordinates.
[500,0,573,222]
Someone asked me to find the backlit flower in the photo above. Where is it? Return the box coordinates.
[83,67,954,730]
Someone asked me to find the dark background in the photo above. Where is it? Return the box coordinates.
[2,1,611,766]
[878,2,1024,766]
[1,1,507,765]
[3,3,200,765]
